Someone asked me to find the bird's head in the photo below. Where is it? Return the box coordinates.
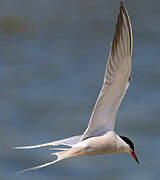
[120,136,139,164]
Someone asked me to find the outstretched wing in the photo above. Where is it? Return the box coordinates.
[13,135,81,149]
[81,2,133,140]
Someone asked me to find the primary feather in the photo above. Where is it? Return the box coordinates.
[13,135,81,149]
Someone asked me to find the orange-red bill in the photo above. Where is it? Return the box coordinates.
[130,150,139,164]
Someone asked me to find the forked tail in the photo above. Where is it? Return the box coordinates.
[18,147,82,173]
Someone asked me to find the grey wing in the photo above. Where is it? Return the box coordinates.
[81,2,133,140]
[13,135,81,149]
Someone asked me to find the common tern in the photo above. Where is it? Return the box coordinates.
[14,2,139,173]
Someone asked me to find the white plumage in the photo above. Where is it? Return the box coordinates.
[14,2,139,173]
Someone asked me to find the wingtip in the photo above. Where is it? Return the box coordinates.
[17,169,30,175]
[12,146,21,150]
[120,1,126,14]
[12,144,49,149]
[119,1,133,57]
[12,146,32,150]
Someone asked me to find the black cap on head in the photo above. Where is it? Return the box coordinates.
[120,135,139,164]
[120,136,134,151]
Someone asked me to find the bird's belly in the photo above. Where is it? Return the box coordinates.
[83,144,116,156]
[77,132,118,156]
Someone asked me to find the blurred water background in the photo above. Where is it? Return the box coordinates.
[0,0,160,179]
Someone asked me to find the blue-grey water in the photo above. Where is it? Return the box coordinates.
[0,0,160,179]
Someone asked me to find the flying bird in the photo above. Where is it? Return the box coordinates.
[14,2,139,173]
